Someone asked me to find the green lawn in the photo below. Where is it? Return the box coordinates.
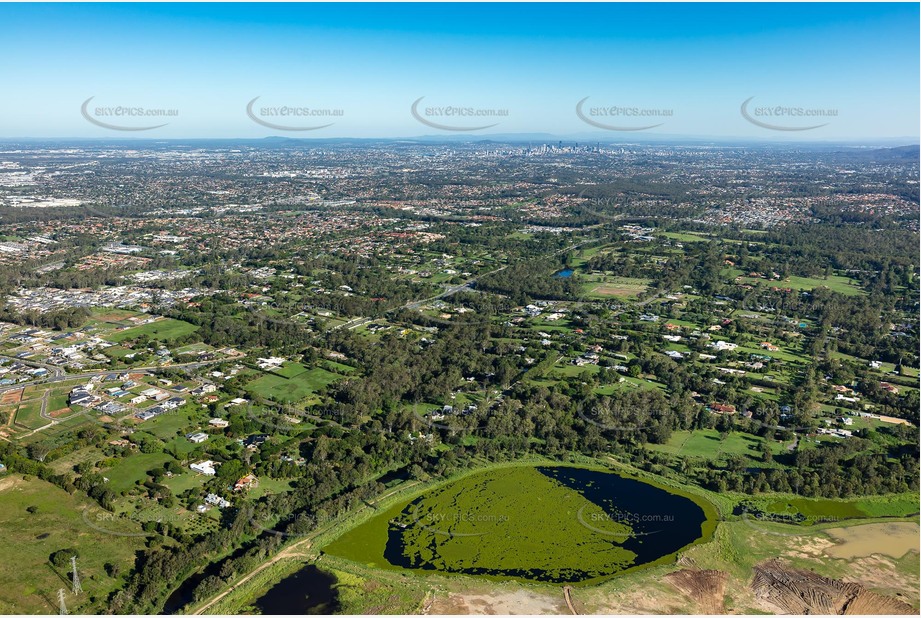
[272,362,309,379]
[647,429,784,459]
[246,367,343,403]
[660,231,712,243]
[161,472,207,495]
[47,393,69,413]
[736,343,808,365]
[736,274,865,297]
[248,477,295,499]
[103,345,135,359]
[14,401,47,430]
[140,409,201,440]
[107,318,198,343]
[104,452,173,493]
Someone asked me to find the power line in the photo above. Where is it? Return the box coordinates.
[70,556,82,595]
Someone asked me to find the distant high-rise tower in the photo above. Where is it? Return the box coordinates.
[58,589,68,615]
[70,556,82,595]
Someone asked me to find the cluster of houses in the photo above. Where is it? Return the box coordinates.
[817,426,854,439]
[69,383,101,408]
[5,326,113,371]
[522,300,562,319]
[135,394,187,421]
[0,357,48,385]
[69,374,148,410]
[621,224,656,241]
[190,468,259,512]
[428,403,478,422]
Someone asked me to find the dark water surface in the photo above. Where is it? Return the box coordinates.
[536,466,709,572]
[253,564,340,615]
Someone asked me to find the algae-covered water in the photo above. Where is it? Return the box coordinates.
[323,465,716,585]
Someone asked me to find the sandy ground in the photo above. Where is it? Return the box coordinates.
[0,389,22,405]
[824,522,920,560]
[0,476,22,492]
[428,589,567,615]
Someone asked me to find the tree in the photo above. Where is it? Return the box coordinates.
[216,459,245,484]
[761,441,773,463]
[50,549,79,569]
[28,442,53,462]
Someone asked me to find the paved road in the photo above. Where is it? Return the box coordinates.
[9,356,245,439]
[0,353,65,378]
[38,389,51,420]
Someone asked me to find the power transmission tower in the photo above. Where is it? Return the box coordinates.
[70,556,82,595]
[57,589,67,615]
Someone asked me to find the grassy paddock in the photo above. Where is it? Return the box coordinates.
[245,366,343,402]
[108,318,198,343]
[0,474,146,614]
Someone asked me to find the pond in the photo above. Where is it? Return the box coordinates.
[252,564,340,615]
[323,465,716,585]
[553,268,574,278]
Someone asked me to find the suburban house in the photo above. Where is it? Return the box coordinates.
[190,460,217,476]
[205,493,230,508]
[233,474,258,492]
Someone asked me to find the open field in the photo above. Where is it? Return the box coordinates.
[246,366,343,402]
[13,400,47,430]
[574,517,919,614]
[107,318,199,343]
[580,276,651,299]
[104,452,173,493]
[646,429,787,460]
[0,474,147,614]
[660,231,713,243]
[736,273,866,296]
[824,522,919,559]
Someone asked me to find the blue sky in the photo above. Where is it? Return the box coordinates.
[0,3,917,140]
